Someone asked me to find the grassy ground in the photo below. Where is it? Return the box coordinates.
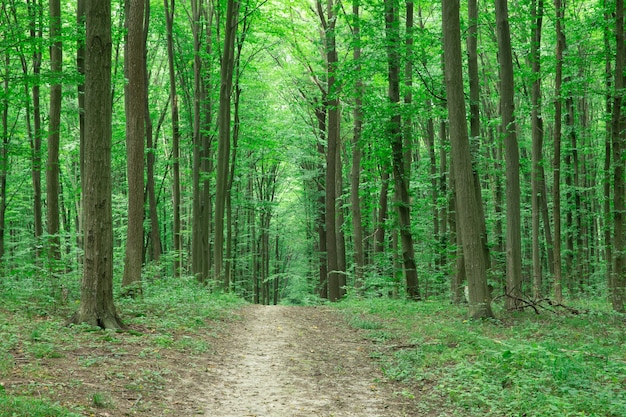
[337,297,626,417]
[0,275,245,416]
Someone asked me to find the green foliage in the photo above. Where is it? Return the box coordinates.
[338,298,626,417]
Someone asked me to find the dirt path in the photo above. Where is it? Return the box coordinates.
[199,305,416,417]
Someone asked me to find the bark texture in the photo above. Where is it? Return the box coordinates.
[72,0,123,329]
[442,0,493,319]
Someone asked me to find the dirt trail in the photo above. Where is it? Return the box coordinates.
[200,305,415,417]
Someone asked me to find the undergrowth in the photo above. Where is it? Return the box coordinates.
[338,297,626,417]
[0,273,245,415]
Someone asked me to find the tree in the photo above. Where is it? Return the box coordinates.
[530,0,545,299]
[385,0,419,300]
[442,0,493,319]
[121,0,146,296]
[350,0,365,289]
[495,0,522,310]
[46,0,62,263]
[215,0,239,286]
[553,0,565,303]
[70,0,124,329]
[611,0,626,312]
[317,0,342,302]
[164,0,181,277]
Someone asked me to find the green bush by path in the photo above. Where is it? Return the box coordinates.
[337,298,626,417]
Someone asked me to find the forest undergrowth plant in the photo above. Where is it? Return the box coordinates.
[338,297,626,417]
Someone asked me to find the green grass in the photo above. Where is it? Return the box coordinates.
[0,391,82,417]
[337,297,626,417]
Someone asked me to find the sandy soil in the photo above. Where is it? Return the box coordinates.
[198,305,417,417]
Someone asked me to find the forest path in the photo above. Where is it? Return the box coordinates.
[199,305,417,417]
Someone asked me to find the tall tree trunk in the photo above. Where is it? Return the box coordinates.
[442,0,493,318]
[143,0,161,265]
[76,0,85,262]
[317,0,341,301]
[164,0,181,277]
[122,0,146,296]
[190,0,207,281]
[350,0,365,289]
[495,0,523,310]
[47,0,62,262]
[28,0,43,254]
[530,0,545,299]
[553,0,565,303]
[315,104,328,298]
[467,0,491,274]
[604,1,613,297]
[612,0,626,312]
[72,0,123,329]
[385,0,419,300]
[0,51,8,261]
[215,0,239,286]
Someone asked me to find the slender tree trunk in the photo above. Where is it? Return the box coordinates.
[553,0,565,303]
[495,0,523,310]
[190,0,206,281]
[0,51,8,261]
[530,0,544,299]
[28,0,43,253]
[604,1,613,295]
[47,0,62,262]
[121,0,146,295]
[315,104,328,298]
[76,0,85,262]
[72,0,123,329]
[143,0,161,265]
[467,0,491,274]
[442,0,493,318]
[215,0,239,285]
[612,0,626,312]
[385,0,419,300]
[350,0,365,289]
[317,0,341,301]
[164,0,181,277]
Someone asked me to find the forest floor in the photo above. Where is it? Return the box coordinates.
[1,302,422,417]
[198,305,420,416]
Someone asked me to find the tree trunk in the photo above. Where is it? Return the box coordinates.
[612,0,626,312]
[553,0,565,303]
[143,0,161,265]
[76,0,85,264]
[164,0,181,277]
[29,0,43,255]
[385,0,419,300]
[47,0,62,263]
[442,0,493,318]
[467,0,491,275]
[530,0,544,299]
[604,4,613,298]
[495,0,523,310]
[190,0,207,282]
[0,51,8,261]
[350,0,365,290]
[317,0,341,301]
[315,104,328,298]
[71,0,123,329]
[215,0,239,285]
[121,0,146,296]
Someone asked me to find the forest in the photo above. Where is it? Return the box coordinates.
[1,0,625,415]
